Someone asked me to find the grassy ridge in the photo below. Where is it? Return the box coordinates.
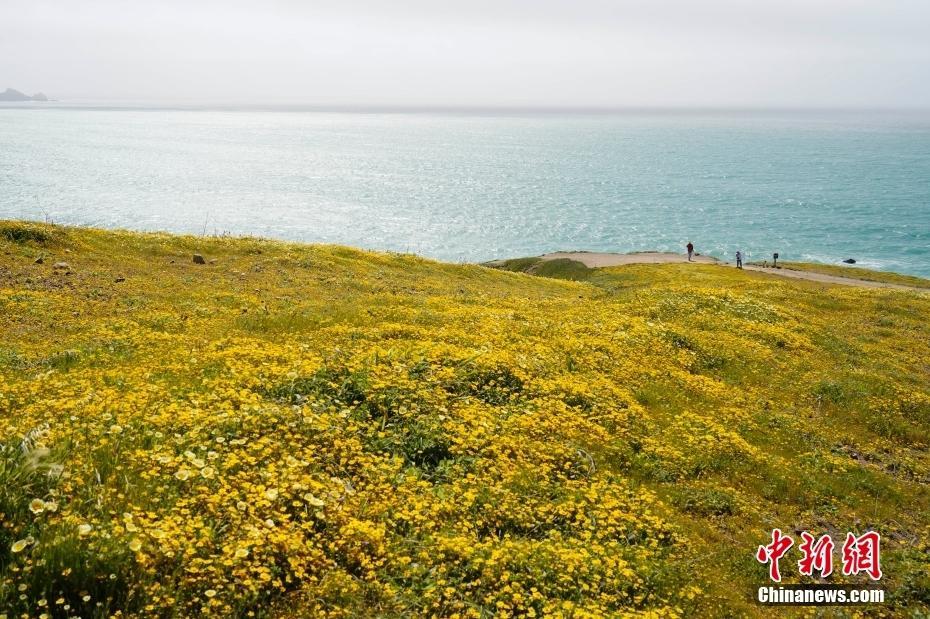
[484,257,594,281]
[776,261,930,289]
[1,221,929,618]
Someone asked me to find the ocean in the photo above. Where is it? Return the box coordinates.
[1,104,929,276]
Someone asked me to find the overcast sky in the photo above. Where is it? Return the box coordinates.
[2,0,929,107]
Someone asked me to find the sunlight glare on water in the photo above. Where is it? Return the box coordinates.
[1,105,928,276]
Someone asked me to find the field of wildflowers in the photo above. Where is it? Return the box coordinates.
[1,222,928,618]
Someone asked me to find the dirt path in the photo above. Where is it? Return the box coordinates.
[538,252,927,291]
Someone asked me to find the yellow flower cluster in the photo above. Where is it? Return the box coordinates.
[1,223,929,617]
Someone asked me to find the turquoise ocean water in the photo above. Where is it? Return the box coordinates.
[1,105,929,276]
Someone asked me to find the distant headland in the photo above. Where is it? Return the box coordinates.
[0,88,49,102]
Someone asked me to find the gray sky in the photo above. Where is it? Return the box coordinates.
[2,0,929,107]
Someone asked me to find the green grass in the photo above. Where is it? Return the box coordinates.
[527,258,593,280]
[485,256,593,280]
[484,256,543,272]
[493,254,930,289]
[2,222,929,618]
[0,222,57,245]
[774,261,930,288]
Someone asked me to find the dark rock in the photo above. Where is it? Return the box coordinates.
[34,256,44,264]
[115,277,125,283]
[0,88,30,101]
[192,254,206,264]
[0,88,48,102]
[843,258,856,264]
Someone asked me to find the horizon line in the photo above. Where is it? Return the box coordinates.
[4,99,930,116]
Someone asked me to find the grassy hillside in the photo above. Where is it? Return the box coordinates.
[1,221,929,618]
[484,257,595,281]
[775,262,930,289]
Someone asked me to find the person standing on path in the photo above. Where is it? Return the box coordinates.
[735,250,743,269]
[686,242,694,262]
